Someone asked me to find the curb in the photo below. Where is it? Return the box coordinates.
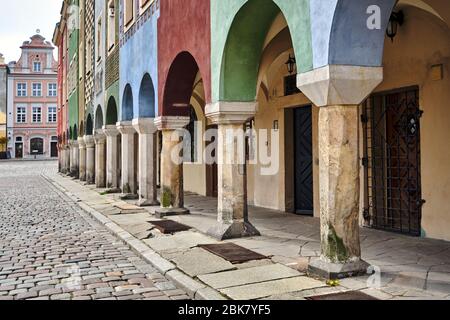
[43,174,227,301]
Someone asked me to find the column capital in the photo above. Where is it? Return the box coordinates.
[84,135,95,148]
[132,118,157,134]
[205,101,257,125]
[297,65,383,107]
[78,136,86,148]
[94,131,106,144]
[116,121,136,135]
[102,125,120,137]
[154,116,190,131]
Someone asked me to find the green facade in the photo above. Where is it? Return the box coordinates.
[211,0,313,102]
[68,0,80,132]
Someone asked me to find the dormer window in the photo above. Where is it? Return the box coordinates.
[33,61,41,72]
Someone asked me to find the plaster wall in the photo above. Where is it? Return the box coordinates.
[362,7,450,241]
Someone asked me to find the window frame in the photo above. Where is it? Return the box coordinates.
[47,105,57,123]
[17,83,27,97]
[32,83,42,97]
[124,0,135,32]
[32,105,42,123]
[16,106,27,124]
[33,61,42,72]
[48,83,57,97]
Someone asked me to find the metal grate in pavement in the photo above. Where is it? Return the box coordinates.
[199,243,267,264]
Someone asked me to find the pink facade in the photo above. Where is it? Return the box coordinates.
[7,34,58,159]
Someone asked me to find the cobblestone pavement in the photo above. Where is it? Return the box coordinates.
[0,161,189,301]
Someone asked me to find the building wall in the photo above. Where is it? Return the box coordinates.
[94,0,106,125]
[362,7,450,241]
[157,0,211,115]
[119,0,159,120]
[0,63,7,151]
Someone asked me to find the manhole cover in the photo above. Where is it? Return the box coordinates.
[306,291,378,300]
[150,220,191,234]
[199,243,267,264]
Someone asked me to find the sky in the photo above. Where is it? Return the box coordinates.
[0,0,62,62]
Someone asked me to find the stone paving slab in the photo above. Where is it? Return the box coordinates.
[220,276,326,300]
[198,264,302,289]
[144,231,219,252]
[170,248,235,277]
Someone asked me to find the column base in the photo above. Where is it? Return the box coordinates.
[308,257,370,280]
[104,188,121,194]
[155,208,190,218]
[207,221,261,241]
[138,199,160,207]
[120,194,139,201]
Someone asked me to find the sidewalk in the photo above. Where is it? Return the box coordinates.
[45,172,450,300]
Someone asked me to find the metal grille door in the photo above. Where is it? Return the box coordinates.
[363,87,423,236]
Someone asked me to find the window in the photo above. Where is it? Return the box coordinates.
[124,0,134,27]
[17,83,27,97]
[96,18,102,62]
[48,83,57,97]
[48,106,57,123]
[107,0,116,52]
[33,61,41,72]
[140,0,153,14]
[32,106,42,123]
[32,83,42,97]
[16,106,26,123]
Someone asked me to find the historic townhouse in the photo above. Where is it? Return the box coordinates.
[6,34,58,160]
[56,0,450,280]
[0,54,8,156]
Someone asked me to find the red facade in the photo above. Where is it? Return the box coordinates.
[157,0,211,116]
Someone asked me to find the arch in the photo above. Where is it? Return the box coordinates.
[30,137,44,155]
[73,124,78,140]
[219,0,297,102]
[138,73,156,118]
[162,51,200,117]
[86,114,94,135]
[95,105,104,130]
[122,84,134,121]
[106,97,118,125]
[69,127,73,140]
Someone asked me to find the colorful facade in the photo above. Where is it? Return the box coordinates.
[5,34,58,159]
[55,0,450,279]
[0,54,8,155]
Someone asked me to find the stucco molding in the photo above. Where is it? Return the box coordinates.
[297,65,383,107]
[154,116,190,131]
[205,101,258,125]
[132,118,157,135]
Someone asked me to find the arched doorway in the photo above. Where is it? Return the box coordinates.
[86,113,94,135]
[122,84,134,121]
[106,97,118,125]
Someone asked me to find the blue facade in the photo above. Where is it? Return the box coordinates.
[119,4,159,121]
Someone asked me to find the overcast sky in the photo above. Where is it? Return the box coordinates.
[0,0,62,62]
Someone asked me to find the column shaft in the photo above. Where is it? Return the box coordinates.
[117,122,137,196]
[103,126,120,190]
[85,135,95,184]
[94,132,106,188]
[78,137,86,181]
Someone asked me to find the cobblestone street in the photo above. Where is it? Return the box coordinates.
[0,160,189,300]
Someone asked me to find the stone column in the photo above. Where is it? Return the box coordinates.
[297,65,383,279]
[59,146,65,173]
[154,117,190,217]
[84,135,95,184]
[133,118,159,207]
[78,137,87,181]
[103,125,120,191]
[94,131,106,188]
[117,121,138,198]
[73,140,79,178]
[65,145,70,175]
[205,102,260,240]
